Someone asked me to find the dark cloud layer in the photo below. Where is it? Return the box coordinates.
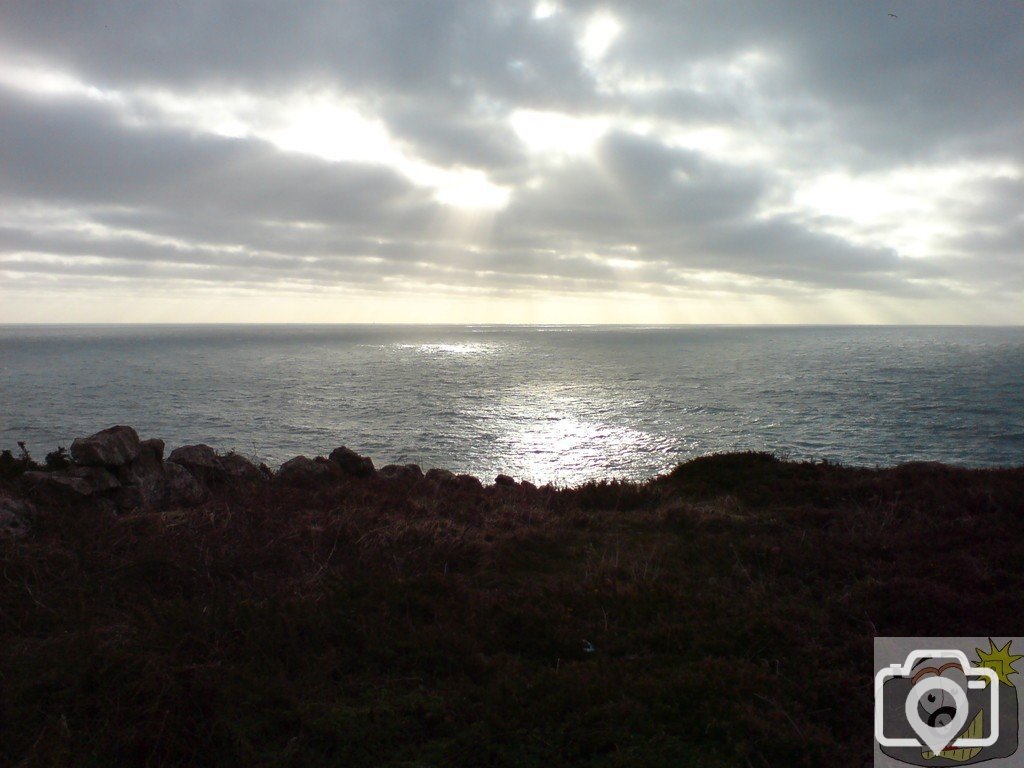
[0,0,1022,319]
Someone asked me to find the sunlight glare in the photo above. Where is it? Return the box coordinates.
[510,110,609,158]
[533,1,558,20]
[666,126,773,164]
[265,96,397,165]
[1,66,512,212]
[790,163,1022,257]
[410,165,511,210]
[580,12,622,62]
[0,62,112,101]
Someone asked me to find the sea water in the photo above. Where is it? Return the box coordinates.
[1,325,1022,485]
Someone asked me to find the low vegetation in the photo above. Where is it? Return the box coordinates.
[2,452,1023,767]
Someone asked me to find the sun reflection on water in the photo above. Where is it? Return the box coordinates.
[488,390,675,485]
[400,343,496,356]
[505,416,653,484]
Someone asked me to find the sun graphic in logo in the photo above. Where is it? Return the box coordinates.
[975,638,1023,687]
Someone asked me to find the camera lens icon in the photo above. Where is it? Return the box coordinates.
[905,675,970,755]
[916,666,967,728]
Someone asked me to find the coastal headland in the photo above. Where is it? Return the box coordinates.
[2,426,1023,767]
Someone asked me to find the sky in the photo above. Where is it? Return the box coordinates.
[0,1,1022,324]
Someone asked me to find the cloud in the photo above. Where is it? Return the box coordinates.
[0,0,1021,322]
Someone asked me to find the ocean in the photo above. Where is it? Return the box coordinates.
[1,325,1022,485]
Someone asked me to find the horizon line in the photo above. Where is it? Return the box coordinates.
[2,321,1023,329]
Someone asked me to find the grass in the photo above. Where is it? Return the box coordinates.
[2,452,1023,767]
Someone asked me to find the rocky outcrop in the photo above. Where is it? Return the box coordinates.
[163,461,206,506]
[219,452,263,483]
[70,426,140,467]
[456,473,484,491]
[167,445,263,486]
[113,440,166,507]
[328,446,375,478]
[379,464,424,482]
[140,438,165,461]
[276,456,338,487]
[7,426,531,521]
[14,428,276,514]
[424,467,483,491]
[425,468,457,484]
[23,465,120,497]
[167,445,222,483]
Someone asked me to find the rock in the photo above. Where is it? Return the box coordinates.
[494,474,516,487]
[71,466,121,493]
[94,437,225,511]
[167,445,265,488]
[276,456,338,487]
[70,426,140,467]
[0,497,32,537]
[140,438,165,461]
[113,446,166,507]
[167,444,222,483]
[163,462,205,506]
[328,446,375,478]
[23,466,120,497]
[379,464,423,482]
[110,484,146,512]
[456,474,484,491]
[520,480,538,493]
[425,468,482,491]
[426,468,457,484]
[219,452,262,483]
